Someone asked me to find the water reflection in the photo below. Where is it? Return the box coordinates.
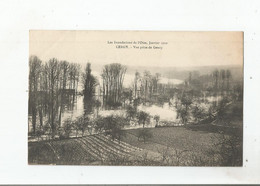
[32,93,222,130]
[138,102,178,122]
[61,95,84,123]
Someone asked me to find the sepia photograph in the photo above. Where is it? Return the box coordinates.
[28,31,243,166]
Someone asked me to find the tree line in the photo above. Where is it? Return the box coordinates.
[133,71,161,102]
[174,68,243,125]
[29,58,130,139]
[29,56,243,141]
[29,56,81,137]
[101,63,127,108]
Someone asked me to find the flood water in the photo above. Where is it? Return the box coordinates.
[137,102,178,122]
[29,93,221,132]
[61,96,179,124]
[29,75,222,132]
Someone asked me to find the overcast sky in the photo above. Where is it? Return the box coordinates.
[30,31,243,67]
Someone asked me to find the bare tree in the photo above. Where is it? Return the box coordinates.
[101,63,127,108]
[29,56,42,134]
[142,71,152,101]
[226,69,232,92]
[134,71,141,98]
[58,61,70,126]
[44,58,61,137]
[152,73,161,94]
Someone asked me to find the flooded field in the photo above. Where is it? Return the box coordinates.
[29,94,223,132]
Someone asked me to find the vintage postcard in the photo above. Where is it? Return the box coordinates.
[28,31,243,166]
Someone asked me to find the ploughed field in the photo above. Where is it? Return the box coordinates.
[28,133,147,165]
[29,126,224,166]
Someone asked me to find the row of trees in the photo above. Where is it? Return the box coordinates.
[174,68,243,125]
[51,103,159,143]
[55,104,158,143]
[101,63,127,108]
[29,59,133,139]
[133,71,161,102]
[36,114,128,143]
[186,69,233,94]
[30,56,242,139]
[29,56,81,136]
[212,69,232,92]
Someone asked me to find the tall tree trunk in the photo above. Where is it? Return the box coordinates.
[32,106,37,134]
[58,104,62,127]
[39,106,43,129]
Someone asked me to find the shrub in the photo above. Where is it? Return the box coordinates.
[58,118,73,139]
[136,111,150,128]
[126,105,137,120]
[95,115,128,142]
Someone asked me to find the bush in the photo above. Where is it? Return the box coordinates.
[126,105,137,120]
[58,131,67,140]
[58,118,73,139]
[191,104,207,123]
[75,115,91,136]
[209,128,243,166]
[35,128,44,141]
[136,111,150,128]
[95,115,128,142]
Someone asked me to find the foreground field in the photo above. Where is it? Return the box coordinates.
[123,127,216,154]
[28,133,161,165]
[29,125,243,166]
[122,126,224,166]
